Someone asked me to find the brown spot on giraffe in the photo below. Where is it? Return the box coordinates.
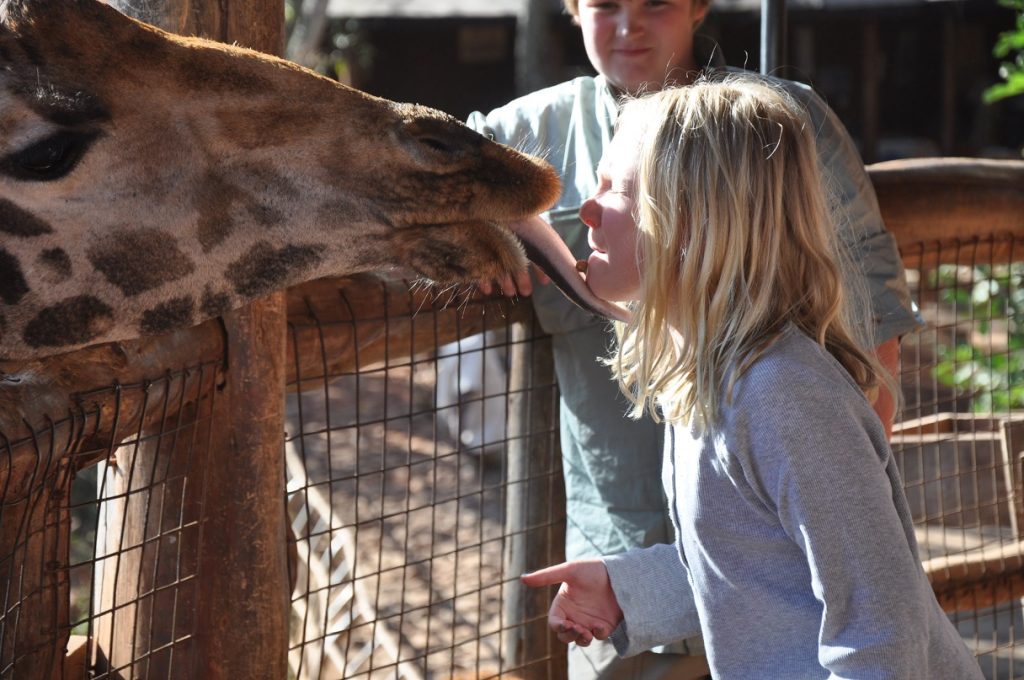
[201,286,232,319]
[87,228,195,297]
[140,296,195,335]
[214,106,311,151]
[245,201,284,227]
[195,167,294,251]
[233,163,301,201]
[226,242,325,299]
[314,197,375,226]
[0,248,30,305]
[195,173,242,252]
[0,198,53,236]
[178,59,273,95]
[22,295,115,349]
[37,248,73,283]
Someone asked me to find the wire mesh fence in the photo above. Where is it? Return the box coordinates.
[0,229,1021,678]
[282,280,565,679]
[898,233,1024,679]
[0,277,567,680]
[1,359,224,679]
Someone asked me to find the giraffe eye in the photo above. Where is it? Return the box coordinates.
[2,130,101,182]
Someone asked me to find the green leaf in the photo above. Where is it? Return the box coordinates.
[984,72,1024,103]
[995,31,1024,58]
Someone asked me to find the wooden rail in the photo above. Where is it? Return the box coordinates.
[927,542,1024,612]
[870,157,1024,268]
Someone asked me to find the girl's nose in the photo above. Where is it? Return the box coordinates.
[579,198,599,229]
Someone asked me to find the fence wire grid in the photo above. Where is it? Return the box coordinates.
[0,232,1020,679]
[0,360,224,679]
[282,284,564,679]
[898,234,1024,679]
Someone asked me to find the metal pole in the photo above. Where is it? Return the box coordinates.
[516,0,557,95]
[760,0,786,76]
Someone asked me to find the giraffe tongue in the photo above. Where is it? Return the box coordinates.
[509,216,632,324]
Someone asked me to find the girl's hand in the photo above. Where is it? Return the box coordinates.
[520,560,623,646]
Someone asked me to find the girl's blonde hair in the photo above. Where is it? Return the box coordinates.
[612,75,885,429]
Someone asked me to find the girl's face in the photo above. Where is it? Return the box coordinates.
[579,129,642,302]
[576,0,709,95]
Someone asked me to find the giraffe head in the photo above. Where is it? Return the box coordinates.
[0,0,623,361]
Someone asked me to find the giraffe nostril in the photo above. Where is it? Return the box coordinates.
[417,135,455,155]
[399,114,475,160]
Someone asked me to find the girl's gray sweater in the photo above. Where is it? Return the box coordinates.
[604,328,982,679]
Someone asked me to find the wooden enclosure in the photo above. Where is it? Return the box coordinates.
[0,3,1022,677]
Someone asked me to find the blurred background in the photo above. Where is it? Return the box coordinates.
[284,0,1022,163]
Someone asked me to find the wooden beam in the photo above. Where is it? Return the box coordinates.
[867,158,1024,267]
[57,635,88,680]
[0,462,72,679]
[926,541,1024,613]
[502,329,563,678]
[91,404,207,680]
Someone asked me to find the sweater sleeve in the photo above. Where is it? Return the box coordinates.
[731,366,939,678]
[602,543,702,657]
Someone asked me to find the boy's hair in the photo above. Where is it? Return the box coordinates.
[611,75,886,428]
[563,0,713,20]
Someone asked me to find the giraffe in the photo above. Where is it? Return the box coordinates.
[0,0,628,362]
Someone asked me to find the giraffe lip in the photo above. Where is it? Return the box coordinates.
[507,217,631,324]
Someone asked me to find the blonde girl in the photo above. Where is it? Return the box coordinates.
[522,76,982,680]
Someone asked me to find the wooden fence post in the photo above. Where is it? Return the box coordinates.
[502,320,565,679]
[102,2,288,678]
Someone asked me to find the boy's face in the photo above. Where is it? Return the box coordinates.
[578,127,643,303]
[576,0,709,95]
